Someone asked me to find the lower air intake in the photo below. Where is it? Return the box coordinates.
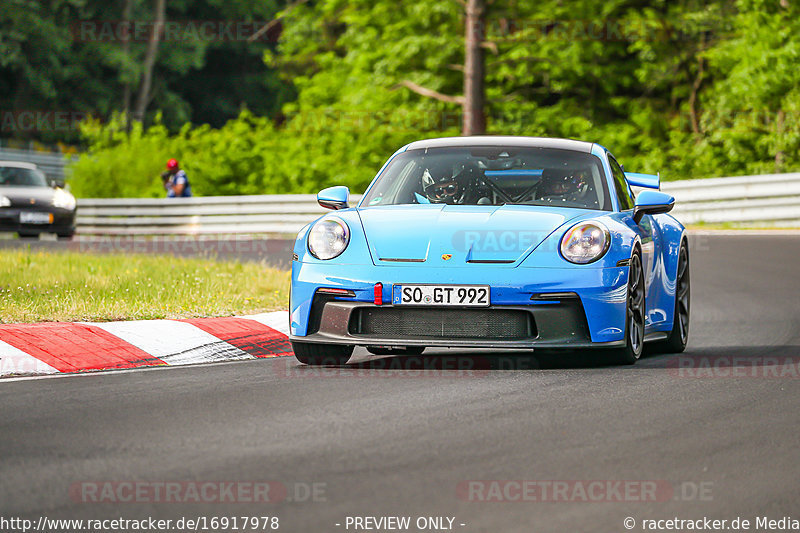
[350,307,535,340]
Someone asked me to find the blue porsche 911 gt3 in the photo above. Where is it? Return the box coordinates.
[289,136,690,366]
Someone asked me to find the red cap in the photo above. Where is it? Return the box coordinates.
[166,158,179,170]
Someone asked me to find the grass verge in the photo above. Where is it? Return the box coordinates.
[0,250,289,323]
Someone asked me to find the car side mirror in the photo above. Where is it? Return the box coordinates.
[317,186,350,210]
[633,190,674,224]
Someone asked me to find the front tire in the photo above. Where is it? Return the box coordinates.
[291,341,354,366]
[607,251,645,365]
[651,240,690,354]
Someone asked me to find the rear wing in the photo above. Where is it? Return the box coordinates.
[624,172,660,190]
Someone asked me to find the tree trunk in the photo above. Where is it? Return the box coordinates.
[121,0,133,130]
[776,109,785,172]
[463,0,486,136]
[133,0,166,123]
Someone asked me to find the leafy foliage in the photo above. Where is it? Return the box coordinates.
[0,0,291,144]
[16,0,800,196]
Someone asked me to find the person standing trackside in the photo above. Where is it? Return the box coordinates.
[161,158,192,197]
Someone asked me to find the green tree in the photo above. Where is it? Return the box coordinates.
[701,0,800,174]
[67,0,800,197]
[0,0,293,144]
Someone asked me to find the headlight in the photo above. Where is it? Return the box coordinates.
[308,218,350,260]
[52,189,76,210]
[560,222,610,264]
[0,196,10,207]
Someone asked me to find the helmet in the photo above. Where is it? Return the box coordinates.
[166,159,179,170]
[422,162,477,204]
[539,169,587,199]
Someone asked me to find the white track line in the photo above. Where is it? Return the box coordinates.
[1,357,272,383]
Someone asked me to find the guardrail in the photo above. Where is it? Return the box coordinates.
[662,173,800,226]
[76,194,363,235]
[75,173,800,235]
[0,148,77,183]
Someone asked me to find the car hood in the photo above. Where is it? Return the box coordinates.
[0,186,56,207]
[356,204,586,267]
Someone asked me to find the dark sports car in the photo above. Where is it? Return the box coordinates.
[0,161,77,239]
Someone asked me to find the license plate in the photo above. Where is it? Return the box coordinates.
[19,212,53,224]
[392,285,490,307]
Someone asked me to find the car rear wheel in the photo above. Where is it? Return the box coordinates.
[607,251,645,365]
[367,346,425,356]
[651,240,690,354]
[291,341,354,366]
[17,231,39,239]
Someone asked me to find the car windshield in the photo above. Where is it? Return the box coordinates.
[362,146,612,210]
[0,166,48,187]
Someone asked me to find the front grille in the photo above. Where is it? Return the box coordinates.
[350,307,535,340]
[9,201,50,210]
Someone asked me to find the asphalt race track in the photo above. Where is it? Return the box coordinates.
[1,234,799,532]
[0,235,295,269]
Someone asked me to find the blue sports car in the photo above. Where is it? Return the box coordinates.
[290,136,690,366]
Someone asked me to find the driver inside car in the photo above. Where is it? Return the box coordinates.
[421,162,488,205]
[537,169,590,204]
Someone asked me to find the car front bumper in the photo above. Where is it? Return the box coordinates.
[0,207,76,235]
[290,262,630,346]
[290,300,625,349]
